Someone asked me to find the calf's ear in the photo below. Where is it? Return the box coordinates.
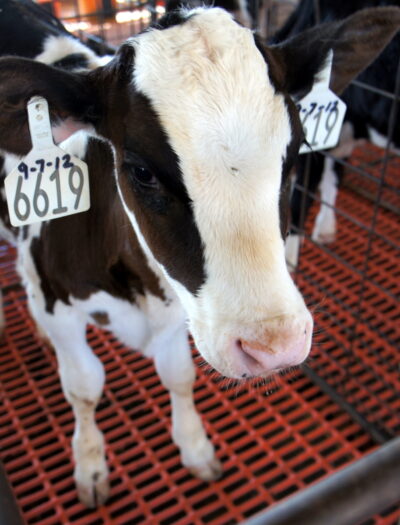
[270,6,400,98]
[0,57,100,155]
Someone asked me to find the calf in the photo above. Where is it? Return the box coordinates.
[0,3,399,507]
[273,0,400,267]
[0,0,112,335]
[0,0,115,59]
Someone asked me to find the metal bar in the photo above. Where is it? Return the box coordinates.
[352,58,400,274]
[301,267,399,352]
[319,150,400,192]
[292,184,400,251]
[0,461,25,525]
[301,364,394,444]
[313,0,320,24]
[297,149,400,193]
[243,436,400,525]
[96,0,106,52]
[150,0,157,25]
[350,79,400,102]
[346,58,400,397]
[300,271,399,404]
[291,225,399,303]
[343,180,400,215]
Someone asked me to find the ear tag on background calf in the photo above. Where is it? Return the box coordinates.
[4,96,90,227]
[297,51,347,155]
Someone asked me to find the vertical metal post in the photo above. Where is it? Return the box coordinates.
[0,462,25,525]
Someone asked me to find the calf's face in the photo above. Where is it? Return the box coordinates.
[113,10,312,378]
[1,6,399,378]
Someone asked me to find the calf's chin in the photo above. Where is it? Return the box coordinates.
[165,260,313,380]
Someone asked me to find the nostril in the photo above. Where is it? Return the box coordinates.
[236,339,263,367]
[234,326,311,375]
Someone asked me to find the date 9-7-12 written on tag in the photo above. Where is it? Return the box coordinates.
[297,50,347,155]
[5,96,90,227]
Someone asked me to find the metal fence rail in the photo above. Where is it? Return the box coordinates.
[243,437,400,525]
[292,48,400,445]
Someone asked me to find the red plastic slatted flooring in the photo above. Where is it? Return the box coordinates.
[345,144,400,216]
[295,144,399,441]
[1,146,399,524]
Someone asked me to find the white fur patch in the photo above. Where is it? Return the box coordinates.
[368,126,400,154]
[130,8,312,376]
[285,233,302,270]
[35,35,105,69]
[312,157,338,244]
[59,130,89,158]
[2,151,21,175]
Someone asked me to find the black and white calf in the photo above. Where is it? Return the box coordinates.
[0,0,111,226]
[0,0,112,336]
[273,0,400,267]
[0,0,114,60]
[0,3,399,507]
[0,0,112,335]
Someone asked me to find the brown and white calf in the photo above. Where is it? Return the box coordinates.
[0,6,399,507]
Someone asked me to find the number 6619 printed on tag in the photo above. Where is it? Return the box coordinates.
[5,96,90,227]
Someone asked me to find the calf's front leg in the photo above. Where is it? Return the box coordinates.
[29,299,109,507]
[311,157,338,244]
[153,325,222,481]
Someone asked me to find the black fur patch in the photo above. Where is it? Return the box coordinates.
[0,0,70,58]
[153,10,194,30]
[52,53,89,71]
[113,89,206,295]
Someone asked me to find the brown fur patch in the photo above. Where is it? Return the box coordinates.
[91,311,110,326]
[29,138,165,314]
[100,85,206,295]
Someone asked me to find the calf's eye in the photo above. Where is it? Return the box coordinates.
[126,165,159,189]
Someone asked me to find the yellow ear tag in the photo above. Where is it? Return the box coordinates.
[4,96,90,227]
[297,51,347,154]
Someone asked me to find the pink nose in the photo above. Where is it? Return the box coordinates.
[235,321,312,377]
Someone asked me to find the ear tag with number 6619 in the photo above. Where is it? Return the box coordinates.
[297,50,347,155]
[5,96,90,227]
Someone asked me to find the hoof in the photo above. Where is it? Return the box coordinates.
[312,230,336,244]
[285,233,302,269]
[190,457,223,482]
[312,211,336,245]
[77,472,110,508]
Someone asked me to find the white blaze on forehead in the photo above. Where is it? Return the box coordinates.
[132,9,291,185]
[132,8,294,317]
